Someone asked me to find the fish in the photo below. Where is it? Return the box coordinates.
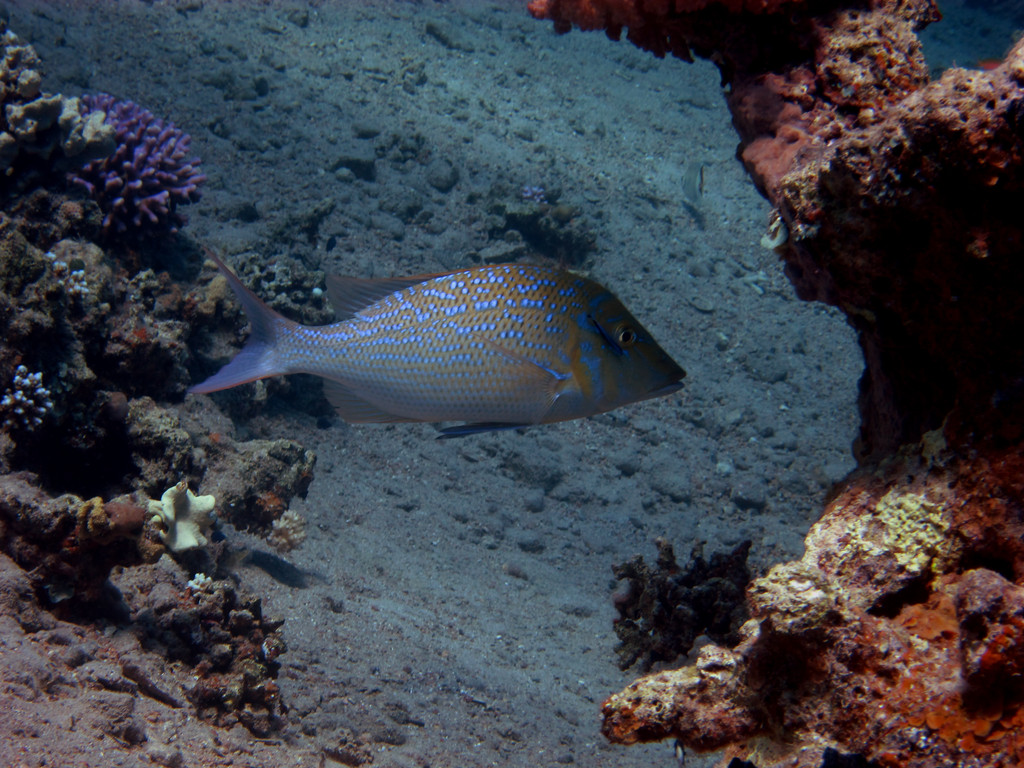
[189,253,685,437]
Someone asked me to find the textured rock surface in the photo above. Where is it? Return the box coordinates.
[602,438,1024,766]
[783,57,1024,455]
[0,24,114,180]
[0,472,150,605]
[200,436,316,530]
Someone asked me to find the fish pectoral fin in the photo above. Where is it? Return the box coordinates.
[322,380,422,424]
[436,422,531,439]
[479,338,569,412]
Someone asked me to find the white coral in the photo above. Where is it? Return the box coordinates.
[148,480,216,552]
[44,250,90,296]
[267,510,307,552]
[186,572,214,593]
[1,365,53,430]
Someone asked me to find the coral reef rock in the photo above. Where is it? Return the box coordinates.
[0,20,326,764]
[199,435,316,532]
[0,549,309,762]
[0,24,114,183]
[601,438,1024,767]
[110,559,287,736]
[0,472,152,606]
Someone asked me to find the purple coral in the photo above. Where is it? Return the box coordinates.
[69,93,206,237]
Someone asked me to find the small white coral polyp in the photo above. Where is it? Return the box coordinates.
[1,365,53,430]
[267,510,307,552]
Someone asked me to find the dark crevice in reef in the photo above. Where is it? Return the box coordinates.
[611,537,751,672]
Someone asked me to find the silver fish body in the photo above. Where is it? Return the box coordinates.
[190,255,685,436]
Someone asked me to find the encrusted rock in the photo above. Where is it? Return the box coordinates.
[955,568,1024,693]
[109,561,287,733]
[200,436,315,531]
[747,560,839,636]
[0,473,150,605]
[0,26,114,177]
[600,442,1024,766]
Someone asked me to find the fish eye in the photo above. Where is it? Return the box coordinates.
[616,325,637,346]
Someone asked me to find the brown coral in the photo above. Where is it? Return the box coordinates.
[611,538,751,672]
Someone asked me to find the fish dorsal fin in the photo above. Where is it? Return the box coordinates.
[326,274,427,320]
[322,379,422,424]
[326,269,456,320]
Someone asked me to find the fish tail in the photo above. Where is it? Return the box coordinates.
[189,251,291,394]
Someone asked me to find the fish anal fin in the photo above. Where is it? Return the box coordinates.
[323,380,421,424]
[437,422,530,439]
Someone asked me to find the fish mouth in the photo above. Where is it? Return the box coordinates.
[649,363,686,398]
[648,380,684,398]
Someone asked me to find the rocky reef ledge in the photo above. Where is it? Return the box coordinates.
[602,435,1024,765]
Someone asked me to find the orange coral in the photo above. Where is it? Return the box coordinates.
[600,441,1024,767]
[529,0,807,28]
[526,1,1024,764]
[529,0,811,60]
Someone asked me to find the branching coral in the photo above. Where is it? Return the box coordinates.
[0,365,53,431]
[69,93,206,238]
[266,510,307,553]
[611,538,750,671]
